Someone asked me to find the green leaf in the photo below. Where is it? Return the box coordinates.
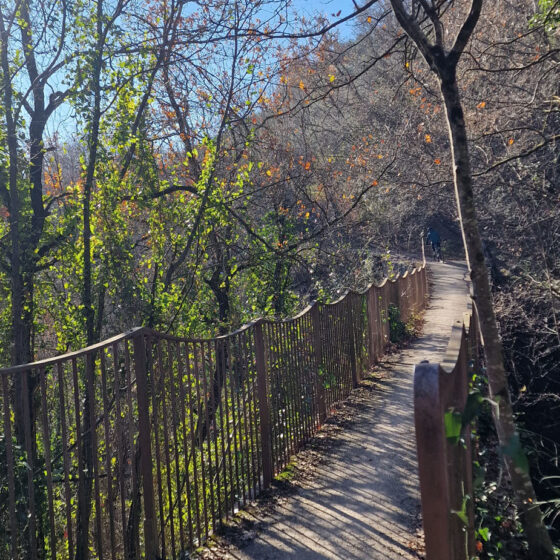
[451,494,470,526]
[477,526,490,542]
[444,409,462,444]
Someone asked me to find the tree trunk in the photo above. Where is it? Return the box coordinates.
[76,3,105,557]
[438,68,555,560]
[1,7,40,555]
[386,0,555,555]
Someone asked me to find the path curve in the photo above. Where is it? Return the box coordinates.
[219,262,469,559]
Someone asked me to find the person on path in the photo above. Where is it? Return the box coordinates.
[426,227,442,261]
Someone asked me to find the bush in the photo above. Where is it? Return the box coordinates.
[388,304,408,343]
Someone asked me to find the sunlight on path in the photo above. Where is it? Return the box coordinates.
[220,262,469,559]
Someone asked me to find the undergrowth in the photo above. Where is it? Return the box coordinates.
[388,303,418,344]
[471,366,531,559]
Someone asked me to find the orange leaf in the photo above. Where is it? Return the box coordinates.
[299,81,305,90]
[425,134,432,143]
[304,161,311,170]
[434,158,441,165]
[508,138,514,145]
[476,101,486,109]
[367,16,372,23]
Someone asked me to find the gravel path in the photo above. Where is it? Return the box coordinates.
[214,262,469,560]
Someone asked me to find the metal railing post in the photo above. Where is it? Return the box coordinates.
[133,333,159,560]
[254,320,274,488]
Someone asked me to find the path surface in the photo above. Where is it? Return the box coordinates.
[221,261,469,559]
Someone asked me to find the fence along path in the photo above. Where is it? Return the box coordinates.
[222,261,470,560]
[414,272,478,560]
[0,263,426,559]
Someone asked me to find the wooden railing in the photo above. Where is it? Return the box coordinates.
[0,263,427,559]
[414,307,480,560]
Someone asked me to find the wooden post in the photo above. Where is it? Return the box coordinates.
[401,271,410,322]
[409,270,415,314]
[421,266,427,308]
[414,362,454,560]
[381,282,390,349]
[365,287,376,366]
[424,265,429,303]
[414,268,421,312]
[133,333,159,560]
[390,274,400,309]
[311,304,327,423]
[415,324,474,560]
[347,298,359,388]
[254,320,274,488]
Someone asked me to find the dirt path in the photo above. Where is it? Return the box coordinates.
[207,261,469,560]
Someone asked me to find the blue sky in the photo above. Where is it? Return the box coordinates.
[291,0,361,39]
[292,0,358,19]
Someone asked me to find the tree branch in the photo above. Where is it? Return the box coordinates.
[473,134,560,177]
[448,0,483,67]
[389,0,436,70]
[122,183,199,202]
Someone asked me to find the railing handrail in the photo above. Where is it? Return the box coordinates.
[1,261,425,375]
[0,327,147,375]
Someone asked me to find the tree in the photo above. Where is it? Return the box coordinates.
[0,0,70,365]
[387,0,555,556]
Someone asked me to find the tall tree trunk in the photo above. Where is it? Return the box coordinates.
[83,0,104,347]
[76,2,105,557]
[440,69,555,560]
[0,4,31,369]
[196,250,231,447]
[388,0,555,556]
[0,4,46,554]
[439,67,555,560]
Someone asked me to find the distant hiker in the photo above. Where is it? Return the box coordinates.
[426,227,442,261]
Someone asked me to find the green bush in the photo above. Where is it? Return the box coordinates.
[388,304,408,343]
